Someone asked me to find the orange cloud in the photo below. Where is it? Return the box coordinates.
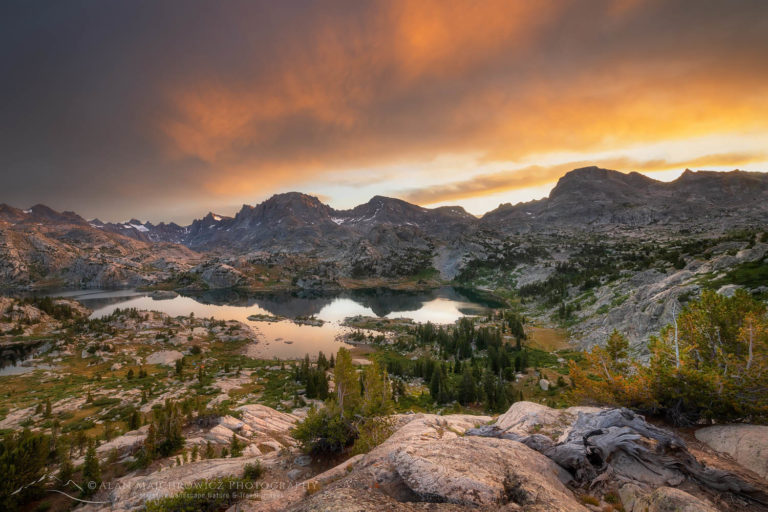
[401,152,767,205]
[154,1,768,202]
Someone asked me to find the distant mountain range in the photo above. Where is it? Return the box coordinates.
[484,167,768,232]
[1,167,767,288]
[5,167,766,250]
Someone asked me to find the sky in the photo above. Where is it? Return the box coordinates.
[1,0,767,223]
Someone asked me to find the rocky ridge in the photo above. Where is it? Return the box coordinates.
[2,167,767,354]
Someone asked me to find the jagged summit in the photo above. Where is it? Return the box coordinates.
[482,166,768,232]
[2,167,766,250]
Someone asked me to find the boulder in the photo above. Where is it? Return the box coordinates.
[290,413,587,512]
[717,284,742,297]
[695,424,768,479]
[199,263,244,289]
[96,426,148,458]
[493,401,601,440]
[619,483,718,512]
[219,415,246,431]
[144,350,183,366]
[387,436,585,509]
[470,403,756,498]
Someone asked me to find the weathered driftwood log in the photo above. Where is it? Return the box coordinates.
[468,407,765,504]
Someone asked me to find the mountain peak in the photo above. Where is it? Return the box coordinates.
[266,191,323,203]
[550,167,657,199]
[202,212,229,222]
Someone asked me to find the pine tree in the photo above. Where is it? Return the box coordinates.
[82,439,101,496]
[429,367,443,402]
[230,433,243,457]
[58,455,74,486]
[605,330,630,374]
[333,348,360,418]
[458,365,477,405]
[362,359,393,416]
[205,440,215,459]
[128,409,141,430]
[482,370,497,411]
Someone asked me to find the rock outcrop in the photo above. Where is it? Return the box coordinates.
[87,455,266,512]
[696,424,768,480]
[619,483,719,512]
[144,350,184,365]
[74,403,768,512]
[288,412,588,511]
[471,403,756,492]
[386,437,585,509]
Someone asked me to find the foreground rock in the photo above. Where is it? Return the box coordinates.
[469,402,766,511]
[287,413,588,511]
[387,437,585,509]
[619,484,719,512]
[695,424,768,480]
[82,455,266,512]
[80,403,768,511]
[80,404,301,511]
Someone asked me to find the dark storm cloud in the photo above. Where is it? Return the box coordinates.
[1,0,767,221]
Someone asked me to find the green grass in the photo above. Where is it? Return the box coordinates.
[721,260,768,289]
[258,369,300,409]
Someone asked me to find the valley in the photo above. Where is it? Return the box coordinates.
[2,167,767,353]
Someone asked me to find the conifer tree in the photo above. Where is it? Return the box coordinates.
[458,365,477,405]
[230,433,243,457]
[82,439,101,496]
[362,360,393,416]
[333,347,360,418]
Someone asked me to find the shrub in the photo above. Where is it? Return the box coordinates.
[351,416,396,455]
[243,461,264,480]
[291,404,357,454]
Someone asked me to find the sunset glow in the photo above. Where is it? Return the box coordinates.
[2,0,767,220]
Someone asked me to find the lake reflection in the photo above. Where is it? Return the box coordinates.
[52,287,496,359]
